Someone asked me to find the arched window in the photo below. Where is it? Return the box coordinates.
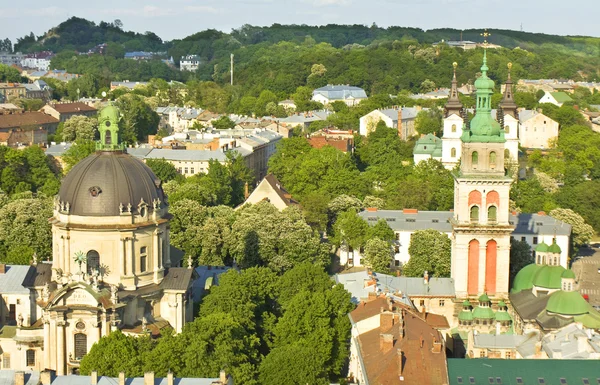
[489,152,497,169]
[504,149,510,160]
[470,206,479,223]
[472,151,479,166]
[504,125,510,134]
[451,124,457,133]
[488,205,497,222]
[451,147,457,158]
[86,250,100,275]
[26,350,35,366]
[74,333,87,360]
[105,130,112,145]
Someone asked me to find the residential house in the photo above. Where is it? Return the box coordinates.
[0,128,47,147]
[196,110,221,126]
[110,81,149,90]
[339,209,571,270]
[20,52,53,71]
[0,103,21,113]
[41,102,97,122]
[312,85,367,106]
[0,83,26,102]
[241,174,298,211]
[277,99,296,111]
[144,149,230,176]
[23,80,52,101]
[155,107,204,133]
[538,91,573,107]
[238,130,282,180]
[26,70,79,82]
[0,111,59,133]
[0,52,25,66]
[44,142,74,170]
[518,110,559,149]
[410,89,451,100]
[413,133,442,163]
[308,136,353,152]
[359,107,420,139]
[124,51,154,60]
[277,110,328,131]
[348,296,449,385]
[180,55,201,72]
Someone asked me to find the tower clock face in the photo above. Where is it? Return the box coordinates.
[105,121,111,127]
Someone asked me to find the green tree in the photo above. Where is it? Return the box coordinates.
[404,229,451,277]
[61,115,98,142]
[145,158,183,183]
[116,94,160,143]
[549,208,595,252]
[509,239,533,285]
[332,210,369,249]
[62,140,97,173]
[80,330,152,376]
[363,238,392,273]
[414,108,443,136]
[212,116,236,129]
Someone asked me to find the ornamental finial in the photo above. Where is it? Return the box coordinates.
[480,29,491,47]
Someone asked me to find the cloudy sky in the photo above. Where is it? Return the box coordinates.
[1,0,597,43]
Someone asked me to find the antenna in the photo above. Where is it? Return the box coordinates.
[520,23,523,32]
[230,54,234,86]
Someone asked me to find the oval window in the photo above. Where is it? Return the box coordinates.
[105,120,111,127]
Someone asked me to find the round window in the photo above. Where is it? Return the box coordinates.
[105,120,111,127]
[76,321,86,330]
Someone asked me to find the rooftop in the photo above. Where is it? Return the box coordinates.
[0,264,35,294]
[47,102,96,114]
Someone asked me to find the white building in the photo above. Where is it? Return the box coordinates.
[358,107,421,139]
[311,85,367,106]
[21,52,53,71]
[538,91,573,107]
[518,110,559,149]
[180,55,201,72]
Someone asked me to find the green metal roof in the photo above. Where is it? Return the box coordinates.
[494,310,512,322]
[550,92,574,103]
[534,242,549,252]
[561,269,576,279]
[448,358,600,385]
[479,293,490,302]
[532,265,566,289]
[546,290,590,316]
[458,310,473,321]
[511,264,540,293]
[413,133,442,155]
[548,239,562,254]
[573,308,600,329]
[473,305,495,319]
[497,300,506,308]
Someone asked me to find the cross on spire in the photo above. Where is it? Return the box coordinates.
[481,29,491,47]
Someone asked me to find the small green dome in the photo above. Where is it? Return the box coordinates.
[99,104,120,123]
[498,300,506,307]
[473,306,495,319]
[548,240,562,254]
[479,293,491,303]
[474,74,495,91]
[535,242,549,252]
[561,269,576,279]
[546,290,590,316]
[511,264,540,293]
[459,310,474,321]
[532,265,566,289]
[463,300,471,307]
[495,310,512,322]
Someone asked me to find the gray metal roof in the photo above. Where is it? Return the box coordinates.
[541,323,600,359]
[333,271,376,304]
[374,273,456,297]
[359,210,572,236]
[313,85,367,100]
[378,107,422,122]
[192,265,233,302]
[160,267,193,291]
[0,371,39,385]
[126,147,154,159]
[473,333,529,349]
[58,152,166,217]
[0,265,32,294]
[45,143,73,156]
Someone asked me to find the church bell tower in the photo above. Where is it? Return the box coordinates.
[451,40,514,299]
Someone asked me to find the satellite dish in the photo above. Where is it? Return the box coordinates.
[102,91,107,98]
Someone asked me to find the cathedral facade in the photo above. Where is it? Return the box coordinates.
[0,105,194,374]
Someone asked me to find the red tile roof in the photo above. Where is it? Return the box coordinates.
[308,136,352,152]
[49,102,97,114]
[0,112,58,130]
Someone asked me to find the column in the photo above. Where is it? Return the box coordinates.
[43,317,50,370]
[60,236,66,273]
[65,234,71,275]
[153,229,160,282]
[120,238,127,276]
[56,319,66,376]
[478,242,487,295]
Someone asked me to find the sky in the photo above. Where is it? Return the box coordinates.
[1,0,598,43]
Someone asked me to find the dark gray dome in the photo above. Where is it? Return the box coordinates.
[58,151,166,217]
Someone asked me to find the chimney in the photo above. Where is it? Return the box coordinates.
[538,211,546,216]
[244,182,249,199]
[423,270,429,285]
[119,372,125,385]
[397,349,404,376]
[167,372,174,385]
[534,341,542,356]
[432,337,442,353]
[380,311,394,331]
[380,333,394,353]
[40,371,54,385]
[219,370,227,384]
[397,108,403,137]
[15,372,25,385]
[403,208,418,214]
[91,371,98,385]
[366,207,378,212]
[144,372,154,385]
[0,264,5,274]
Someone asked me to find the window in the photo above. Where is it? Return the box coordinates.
[489,151,497,169]
[559,379,567,385]
[74,333,87,360]
[472,151,479,166]
[505,351,512,359]
[184,167,189,174]
[420,300,425,307]
[504,125,510,134]
[9,304,15,323]
[406,218,416,222]
[190,168,194,174]
[140,246,147,273]
[489,378,494,384]
[2,353,10,369]
[583,379,590,385]
[439,300,445,307]
[451,147,457,158]
[521,236,526,242]
[26,350,35,366]
[86,250,100,275]
[457,378,463,385]
[488,206,497,222]
[432,219,439,223]
[367,217,377,221]
[395,233,400,240]
[395,260,400,267]
[470,378,476,385]
[516,378,523,385]
[394,245,400,253]
[470,206,479,223]
[496,378,502,384]
[538,378,545,385]
[105,130,112,145]
[385,218,396,222]
[452,124,457,133]
[533,237,538,244]
[480,350,486,357]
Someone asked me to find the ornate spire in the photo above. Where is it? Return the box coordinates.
[444,61,463,117]
[96,103,125,151]
[499,62,518,118]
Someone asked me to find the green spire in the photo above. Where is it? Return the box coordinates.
[461,30,505,144]
[96,104,125,151]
